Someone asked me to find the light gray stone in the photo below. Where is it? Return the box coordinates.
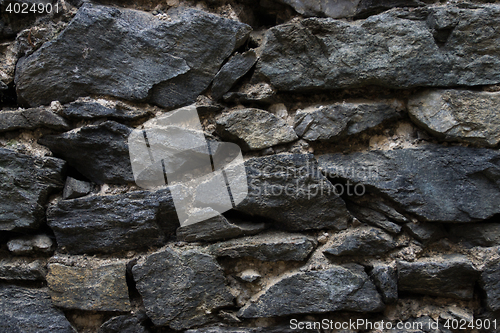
[0,258,47,281]
[7,234,53,255]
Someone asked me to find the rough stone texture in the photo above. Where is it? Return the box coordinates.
[0,41,17,89]
[15,3,251,108]
[256,5,500,91]
[62,100,150,120]
[39,121,133,184]
[0,258,47,281]
[7,234,53,255]
[318,145,500,223]
[62,177,91,200]
[0,284,76,333]
[98,315,147,333]
[409,90,500,147]
[238,264,384,318]
[0,107,69,132]
[47,189,178,254]
[369,262,398,304]
[176,214,266,242]
[347,202,402,234]
[47,260,131,312]
[132,247,234,330]
[222,82,277,104]
[236,154,350,231]
[0,148,66,231]
[208,231,317,261]
[323,226,397,257]
[294,100,404,141]
[404,222,445,243]
[212,50,258,100]
[216,109,298,150]
[186,327,319,333]
[398,255,479,299]
[448,223,500,247]
[480,259,500,311]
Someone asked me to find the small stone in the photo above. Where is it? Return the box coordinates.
[0,258,47,281]
[98,315,147,333]
[0,107,70,132]
[347,202,402,234]
[404,222,445,243]
[323,226,397,257]
[212,50,258,100]
[62,177,92,200]
[222,82,277,104]
[238,269,261,282]
[62,100,150,121]
[448,223,500,247]
[369,262,398,304]
[480,259,500,311]
[7,234,53,255]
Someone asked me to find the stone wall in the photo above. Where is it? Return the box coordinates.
[1,0,500,332]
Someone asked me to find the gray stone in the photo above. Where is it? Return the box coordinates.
[448,223,500,247]
[7,234,53,255]
[294,100,404,141]
[398,255,479,299]
[347,202,402,234]
[0,258,47,281]
[404,222,445,243]
[208,231,317,261]
[15,4,250,108]
[0,284,76,333]
[480,259,500,311]
[238,264,384,318]
[132,247,234,330]
[186,327,320,333]
[318,145,500,223]
[39,121,133,184]
[352,194,409,224]
[238,269,261,282]
[256,5,500,92]
[369,262,398,304]
[0,148,66,231]
[62,177,91,200]
[98,315,147,333]
[216,109,298,150]
[222,82,277,104]
[177,213,266,242]
[0,41,17,88]
[323,226,397,257]
[47,260,130,311]
[212,50,258,100]
[236,154,350,231]
[408,90,500,147]
[47,189,178,254]
[62,100,150,121]
[0,107,69,132]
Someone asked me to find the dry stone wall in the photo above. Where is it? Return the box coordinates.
[1,0,500,332]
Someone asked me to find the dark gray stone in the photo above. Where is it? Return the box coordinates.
[212,50,258,100]
[236,154,350,231]
[352,195,409,224]
[369,262,398,304]
[62,177,91,200]
[256,5,500,92]
[132,247,234,330]
[398,255,479,299]
[323,226,397,257]
[238,264,384,318]
[62,100,150,121]
[0,258,47,281]
[404,222,445,243]
[7,234,53,255]
[294,100,404,141]
[0,148,66,231]
[47,189,178,254]
[98,315,147,333]
[208,231,317,261]
[480,259,500,311]
[39,121,133,184]
[0,284,76,333]
[0,107,69,132]
[16,4,251,108]
[347,202,402,234]
[448,223,500,247]
[318,145,500,223]
[222,82,277,104]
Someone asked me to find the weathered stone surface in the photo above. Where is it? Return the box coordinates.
[0,107,69,132]
[39,121,133,184]
[323,226,397,256]
[208,231,317,261]
[236,154,350,231]
[98,315,147,333]
[7,234,53,255]
[0,148,66,231]
[257,5,500,92]
[47,260,130,312]
[347,202,402,234]
[222,82,277,104]
[398,255,479,299]
[186,327,319,333]
[238,264,384,317]
[369,262,398,304]
[0,258,47,281]
[16,3,251,108]
[216,109,298,150]
[0,41,17,88]
[409,90,500,147]
[212,50,258,100]
[62,177,91,200]
[0,284,76,333]
[62,100,150,121]
[318,145,500,223]
[177,213,266,242]
[404,222,445,243]
[132,247,233,330]
[47,189,178,254]
[448,223,500,247]
[480,259,500,311]
[294,100,404,141]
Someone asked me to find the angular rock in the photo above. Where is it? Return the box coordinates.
[323,226,397,256]
[62,177,91,200]
[222,82,277,104]
[294,100,404,141]
[0,107,69,132]
[216,109,298,150]
[7,234,53,255]
[448,223,500,247]
[0,41,17,88]
[212,50,258,100]
[238,264,384,318]
[132,247,234,330]
[47,259,130,312]
[177,213,265,242]
[238,269,261,282]
[257,5,500,91]
[352,195,409,224]
[398,255,479,299]
[98,315,147,333]
[236,154,350,231]
[480,260,500,311]
[404,222,445,243]
[0,148,66,231]
[47,189,178,254]
[369,262,398,304]
[347,202,402,234]
[0,284,76,333]
[0,258,47,281]
[208,231,317,261]
[318,145,500,223]
[408,90,500,147]
[39,121,133,184]
[16,3,251,108]
[62,100,150,121]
